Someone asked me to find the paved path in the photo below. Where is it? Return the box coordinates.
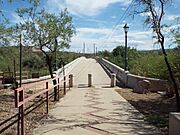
[33,58,162,135]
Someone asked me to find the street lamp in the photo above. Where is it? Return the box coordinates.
[123,24,129,71]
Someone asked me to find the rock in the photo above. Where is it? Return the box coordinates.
[133,79,151,94]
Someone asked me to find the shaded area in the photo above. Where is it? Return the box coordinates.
[116,88,177,135]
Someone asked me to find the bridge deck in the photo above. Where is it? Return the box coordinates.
[33,58,162,135]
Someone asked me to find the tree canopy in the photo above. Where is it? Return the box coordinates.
[16,4,75,77]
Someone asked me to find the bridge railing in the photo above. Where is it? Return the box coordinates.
[19,57,83,85]
[55,57,85,76]
[97,58,168,92]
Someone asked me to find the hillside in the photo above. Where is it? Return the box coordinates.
[0,46,81,77]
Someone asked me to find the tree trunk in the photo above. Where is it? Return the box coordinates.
[160,41,180,111]
[164,56,180,111]
[46,55,58,101]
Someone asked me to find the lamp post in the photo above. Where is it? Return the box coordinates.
[123,24,129,71]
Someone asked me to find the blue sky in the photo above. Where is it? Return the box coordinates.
[1,0,180,53]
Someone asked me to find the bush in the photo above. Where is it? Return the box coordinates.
[98,46,180,80]
[22,53,44,69]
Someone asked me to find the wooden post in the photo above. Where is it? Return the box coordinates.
[19,90,24,135]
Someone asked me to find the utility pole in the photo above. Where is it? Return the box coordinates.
[83,42,85,55]
[19,34,22,87]
[93,43,96,55]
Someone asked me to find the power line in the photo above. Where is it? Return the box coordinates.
[104,0,135,45]
[107,0,135,40]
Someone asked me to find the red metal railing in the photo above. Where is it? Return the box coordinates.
[14,74,73,135]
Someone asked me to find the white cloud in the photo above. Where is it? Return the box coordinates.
[140,12,151,17]
[129,31,152,39]
[69,27,156,52]
[112,16,117,19]
[166,15,179,21]
[77,27,111,36]
[47,0,132,16]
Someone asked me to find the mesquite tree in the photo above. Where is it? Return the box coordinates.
[17,3,75,100]
[171,17,180,46]
[133,0,180,111]
[17,8,75,78]
[0,0,40,45]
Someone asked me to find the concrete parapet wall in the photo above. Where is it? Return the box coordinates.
[98,58,168,91]
[169,112,180,135]
[127,74,145,88]
[22,57,84,84]
[56,57,85,76]
[99,58,127,85]
[127,74,168,92]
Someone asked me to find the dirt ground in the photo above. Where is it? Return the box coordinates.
[0,83,66,135]
[116,88,177,135]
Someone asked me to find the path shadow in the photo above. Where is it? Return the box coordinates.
[101,86,112,88]
[107,100,163,135]
[78,84,89,88]
[115,89,177,135]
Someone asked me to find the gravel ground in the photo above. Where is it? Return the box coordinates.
[116,88,177,135]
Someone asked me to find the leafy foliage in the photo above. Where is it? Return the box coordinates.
[98,46,180,80]
[170,17,180,46]
[0,46,81,76]
[22,53,44,69]
[16,4,75,78]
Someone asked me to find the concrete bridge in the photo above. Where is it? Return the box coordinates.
[32,57,162,135]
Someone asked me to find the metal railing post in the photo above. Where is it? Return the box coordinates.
[53,78,57,101]
[46,82,49,114]
[64,76,66,95]
[58,78,60,100]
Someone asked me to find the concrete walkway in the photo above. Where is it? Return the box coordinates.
[33,58,162,135]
